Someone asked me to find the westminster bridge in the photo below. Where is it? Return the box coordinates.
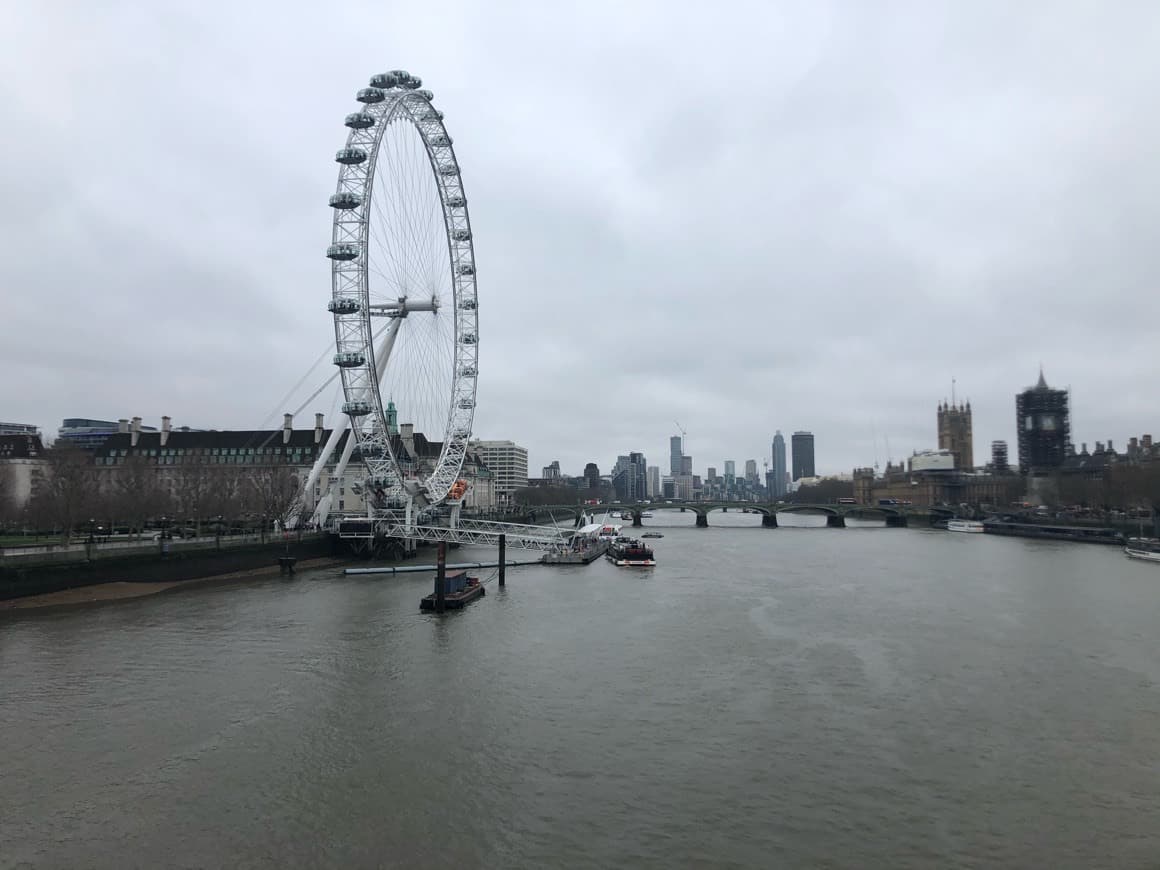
[522,502,956,529]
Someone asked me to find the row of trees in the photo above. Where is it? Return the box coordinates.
[3,448,304,541]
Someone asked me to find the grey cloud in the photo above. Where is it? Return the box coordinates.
[2,1,1158,481]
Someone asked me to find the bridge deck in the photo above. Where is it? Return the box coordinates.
[335,516,571,552]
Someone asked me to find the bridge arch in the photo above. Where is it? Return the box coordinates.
[773,504,841,517]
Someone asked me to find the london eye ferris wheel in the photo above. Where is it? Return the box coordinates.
[326,70,478,515]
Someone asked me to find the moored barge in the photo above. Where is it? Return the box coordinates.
[607,536,656,567]
[420,570,485,610]
[982,520,1124,545]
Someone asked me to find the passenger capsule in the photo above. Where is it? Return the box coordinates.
[370,72,399,89]
[342,401,373,416]
[452,229,472,242]
[421,109,444,122]
[357,87,385,104]
[416,89,434,101]
[335,147,367,165]
[459,298,477,310]
[366,474,393,489]
[438,164,459,176]
[333,351,366,368]
[457,263,475,276]
[328,192,362,210]
[344,112,375,129]
[327,243,359,261]
[462,333,477,344]
[457,398,475,409]
[327,298,360,314]
[402,75,421,89]
[459,365,477,377]
[388,69,411,82]
[429,134,452,147]
[446,195,465,208]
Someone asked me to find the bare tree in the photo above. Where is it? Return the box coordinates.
[174,461,214,534]
[29,447,97,541]
[203,466,246,528]
[245,465,302,538]
[107,454,174,538]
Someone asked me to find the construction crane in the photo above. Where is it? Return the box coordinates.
[674,420,687,457]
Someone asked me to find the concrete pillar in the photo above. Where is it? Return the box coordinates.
[762,513,778,528]
[695,513,709,528]
[632,511,642,528]
[826,514,846,528]
[885,514,908,528]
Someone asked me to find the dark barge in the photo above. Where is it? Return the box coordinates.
[420,570,485,611]
[982,520,1124,545]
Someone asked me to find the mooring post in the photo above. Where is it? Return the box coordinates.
[435,540,447,613]
[498,533,506,587]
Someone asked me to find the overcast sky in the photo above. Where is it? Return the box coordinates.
[3,1,1159,478]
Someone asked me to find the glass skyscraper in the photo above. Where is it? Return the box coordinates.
[771,431,787,496]
[791,431,815,480]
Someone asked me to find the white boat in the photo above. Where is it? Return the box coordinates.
[1124,537,1160,563]
[1125,547,1160,563]
[947,519,985,533]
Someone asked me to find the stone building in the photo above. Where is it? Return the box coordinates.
[0,433,48,513]
[89,415,496,523]
[938,401,973,470]
[853,464,1020,508]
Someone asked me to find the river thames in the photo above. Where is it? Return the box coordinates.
[3,513,1160,868]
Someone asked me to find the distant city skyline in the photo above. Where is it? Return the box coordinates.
[21,380,1155,490]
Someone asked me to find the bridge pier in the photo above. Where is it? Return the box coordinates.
[695,513,708,528]
[632,511,642,528]
[885,514,908,528]
[826,515,846,528]
[762,514,778,528]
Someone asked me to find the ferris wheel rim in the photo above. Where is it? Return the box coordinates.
[327,72,478,509]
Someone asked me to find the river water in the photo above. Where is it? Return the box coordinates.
[3,513,1160,869]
